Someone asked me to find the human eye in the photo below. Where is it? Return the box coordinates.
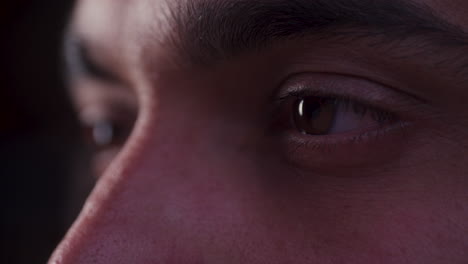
[288,92,396,136]
[65,36,138,176]
[273,73,420,171]
[80,106,136,152]
[76,98,137,176]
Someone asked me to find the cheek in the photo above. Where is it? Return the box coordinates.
[106,118,467,262]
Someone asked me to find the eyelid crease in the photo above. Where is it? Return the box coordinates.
[274,72,429,115]
[275,71,429,105]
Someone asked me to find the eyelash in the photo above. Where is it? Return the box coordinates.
[274,88,408,149]
[282,89,398,125]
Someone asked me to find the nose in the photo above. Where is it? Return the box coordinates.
[48,101,265,263]
[48,115,161,263]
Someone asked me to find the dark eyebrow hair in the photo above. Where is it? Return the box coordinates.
[170,0,468,66]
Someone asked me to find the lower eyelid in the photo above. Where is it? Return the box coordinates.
[281,120,413,170]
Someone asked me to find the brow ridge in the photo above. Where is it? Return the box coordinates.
[170,0,468,66]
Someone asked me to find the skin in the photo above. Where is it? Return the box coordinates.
[50,0,468,263]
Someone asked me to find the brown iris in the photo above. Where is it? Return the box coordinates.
[294,97,337,135]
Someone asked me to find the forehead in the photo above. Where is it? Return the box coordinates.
[73,0,174,70]
[74,0,468,35]
[72,0,468,71]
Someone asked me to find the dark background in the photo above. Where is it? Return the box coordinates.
[1,1,93,263]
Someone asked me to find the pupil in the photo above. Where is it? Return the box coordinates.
[301,98,323,119]
[294,97,336,135]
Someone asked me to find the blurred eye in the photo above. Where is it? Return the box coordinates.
[80,115,135,177]
[85,120,116,149]
[293,95,395,136]
[82,118,133,152]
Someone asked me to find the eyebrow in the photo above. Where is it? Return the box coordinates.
[170,0,468,67]
[64,32,120,83]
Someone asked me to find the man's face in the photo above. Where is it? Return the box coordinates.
[50,0,468,263]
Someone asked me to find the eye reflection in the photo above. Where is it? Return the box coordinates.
[294,97,337,135]
[82,118,132,151]
[82,119,131,177]
[77,103,137,177]
[92,120,115,147]
[293,96,394,136]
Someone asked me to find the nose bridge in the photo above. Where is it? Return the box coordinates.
[49,126,186,262]
[49,106,259,263]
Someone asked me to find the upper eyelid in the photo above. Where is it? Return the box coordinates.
[278,90,398,125]
[282,89,389,113]
[270,72,438,129]
[276,72,425,108]
[275,69,429,105]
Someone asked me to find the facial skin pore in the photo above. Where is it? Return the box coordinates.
[50,0,468,263]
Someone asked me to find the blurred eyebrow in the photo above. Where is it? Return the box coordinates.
[172,0,468,66]
[63,32,119,83]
